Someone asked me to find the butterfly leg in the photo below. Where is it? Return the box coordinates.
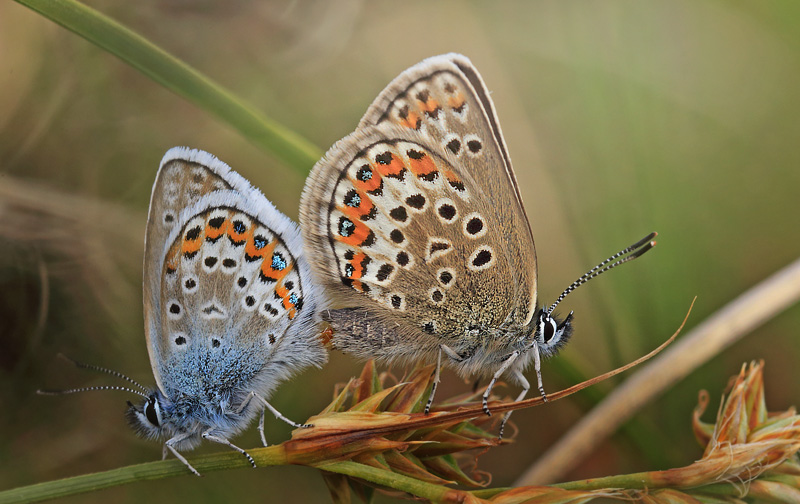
[235,392,270,445]
[254,393,313,429]
[164,433,201,476]
[530,340,547,402]
[202,430,256,468]
[483,350,520,416]
[424,344,464,414]
[258,407,268,447]
[424,347,444,415]
[498,369,529,439]
[237,392,256,413]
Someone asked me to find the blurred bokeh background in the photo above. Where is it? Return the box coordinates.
[2,1,799,502]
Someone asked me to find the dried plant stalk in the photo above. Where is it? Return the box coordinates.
[4,323,800,503]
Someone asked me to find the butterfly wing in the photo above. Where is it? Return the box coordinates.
[300,55,537,370]
[144,148,326,399]
[360,53,537,317]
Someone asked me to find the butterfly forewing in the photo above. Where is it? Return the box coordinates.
[361,54,537,317]
[301,54,539,368]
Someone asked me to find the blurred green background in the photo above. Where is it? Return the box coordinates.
[2,1,799,502]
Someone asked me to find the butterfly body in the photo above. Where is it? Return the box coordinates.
[324,307,548,382]
[127,147,328,473]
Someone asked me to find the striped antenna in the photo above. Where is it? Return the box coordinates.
[56,353,149,392]
[37,385,148,399]
[38,354,150,398]
[547,232,657,314]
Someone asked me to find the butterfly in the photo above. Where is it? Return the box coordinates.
[299,53,655,435]
[40,148,328,475]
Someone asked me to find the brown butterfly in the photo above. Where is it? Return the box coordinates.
[299,54,655,435]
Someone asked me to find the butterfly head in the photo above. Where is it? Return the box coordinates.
[528,231,657,359]
[534,309,574,358]
[126,390,172,441]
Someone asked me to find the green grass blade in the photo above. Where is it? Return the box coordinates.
[0,447,289,504]
[15,0,322,173]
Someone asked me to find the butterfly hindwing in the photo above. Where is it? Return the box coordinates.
[145,148,326,399]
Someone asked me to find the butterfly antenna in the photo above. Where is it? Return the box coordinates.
[37,385,149,399]
[56,353,149,393]
[547,232,657,314]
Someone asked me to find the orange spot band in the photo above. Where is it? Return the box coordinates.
[400,111,421,129]
[245,237,275,261]
[419,98,440,113]
[375,154,405,178]
[348,252,368,280]
[340,191,374,220]
[206,221,228,241]
[336,219,372,247]
[448,93,466,111]
[353,168,382,193]
[409,153,437,178]
[181,236,202,256]
[261,257,293,283]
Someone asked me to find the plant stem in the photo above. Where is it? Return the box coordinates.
[14,0,322,173]
[315,461,457,503]
[517,257,800,485]
[0,446,288,504]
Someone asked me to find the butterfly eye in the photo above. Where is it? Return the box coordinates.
[145,397,160,427]
[542,317,557,344]
[537,311,557,345]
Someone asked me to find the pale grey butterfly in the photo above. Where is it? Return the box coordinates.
[40,148,328,475]
[299,53,655,436]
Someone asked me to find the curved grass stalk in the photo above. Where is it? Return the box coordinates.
[3,348,800,504]
[517,256,800,485]
[14,0,322,173]
[0,314,686,504]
